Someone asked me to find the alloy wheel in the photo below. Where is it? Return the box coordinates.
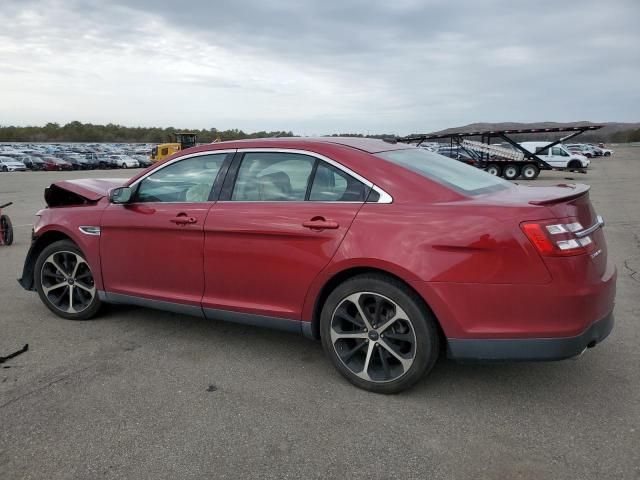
[330,292,416,383]
[40,251,96,314]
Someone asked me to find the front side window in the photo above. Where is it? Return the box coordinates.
[377,148,511,196]
[231,152,315,201]
[309,162,368,201]
[135,154,226,203]
[552,147,568,156]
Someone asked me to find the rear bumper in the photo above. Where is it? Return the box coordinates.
[447,311,614,361]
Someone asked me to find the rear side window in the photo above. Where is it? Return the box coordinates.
[231,152,315,201]
[377,148,511,196]
[309,162,368,201]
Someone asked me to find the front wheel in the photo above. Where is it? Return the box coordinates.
[34,240,102,320]
[320,274,440,393]
[0,215,13,245]
[502,164,521,180]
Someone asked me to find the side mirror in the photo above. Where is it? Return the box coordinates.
[109,186,133,204]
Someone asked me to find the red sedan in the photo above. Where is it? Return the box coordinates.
[18,137,616,393]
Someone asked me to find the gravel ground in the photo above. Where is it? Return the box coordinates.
[0,148,638,479]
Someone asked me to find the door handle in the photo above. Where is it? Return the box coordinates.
[170,216,197,225]
[302,219,339,230]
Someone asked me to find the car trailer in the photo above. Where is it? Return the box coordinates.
[397,125,603,180]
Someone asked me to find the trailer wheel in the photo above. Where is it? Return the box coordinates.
[0,215,13,245]
[502,164,521,180]
[520,164,540,180]
[486,164,502,176]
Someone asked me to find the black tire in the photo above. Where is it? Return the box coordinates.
[486,164,502,176]
[568,160,582,170]
[0,215,13,245]
[320,273,440,394]
[604,152,611,157]
[1,166,7,172]
[121,163,127,169]
[502,164,521,180]
[520,163,540,180]
[34,240,102,320]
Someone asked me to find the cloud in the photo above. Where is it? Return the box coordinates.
[1,0,638,134]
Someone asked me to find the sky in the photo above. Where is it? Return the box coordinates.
[1,0,639,135]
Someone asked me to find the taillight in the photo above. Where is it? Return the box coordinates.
[521,220,596,256]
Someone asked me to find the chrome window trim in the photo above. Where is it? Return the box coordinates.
[127,147,393,204]
[128,149,237,190]
[232,148,393,204]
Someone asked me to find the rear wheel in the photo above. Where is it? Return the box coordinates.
[320,274,440,394]
[502,164,521,180]
[604,152,611,157]
[520,163,540,180]
[486,164,501,176]
[34,240,101,320]
[0,215,13,245]
[121,163,127,169]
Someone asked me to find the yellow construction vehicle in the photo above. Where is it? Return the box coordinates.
[150,132,198,163]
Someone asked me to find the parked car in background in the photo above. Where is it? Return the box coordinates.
[20,155,46,171]
[132,155,153,168]
[18,138,616,393]
[0,156,27,172]
[520,142,590,169]
[436,146,478,164]
[40,156,73,171]
[58,153,92,170]
[109,155,139,169]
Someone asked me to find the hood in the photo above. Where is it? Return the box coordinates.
[44,178,126,207]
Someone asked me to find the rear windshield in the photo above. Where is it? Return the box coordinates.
[376,148,511,196]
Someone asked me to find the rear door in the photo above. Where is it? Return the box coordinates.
[100,152,232,305]
[202,150,370,320]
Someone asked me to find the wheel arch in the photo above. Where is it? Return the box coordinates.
[18,230,77,290]
[308,266,446,344]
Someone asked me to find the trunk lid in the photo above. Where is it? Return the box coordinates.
[478,183,607,278]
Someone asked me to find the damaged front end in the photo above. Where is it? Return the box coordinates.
[18,178,125,290]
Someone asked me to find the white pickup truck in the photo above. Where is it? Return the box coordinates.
[519,142,590,169]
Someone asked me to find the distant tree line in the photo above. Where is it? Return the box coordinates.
[0,121,294,143]
[2,121,639,144]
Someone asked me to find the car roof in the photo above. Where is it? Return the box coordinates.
[226,136,409,154]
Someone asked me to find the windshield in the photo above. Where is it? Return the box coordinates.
[376,148,511,196]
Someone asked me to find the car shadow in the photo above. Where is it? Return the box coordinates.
[98,304,612,401]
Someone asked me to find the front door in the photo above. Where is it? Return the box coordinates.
[100,152,231,305]
[202,151,369,320]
